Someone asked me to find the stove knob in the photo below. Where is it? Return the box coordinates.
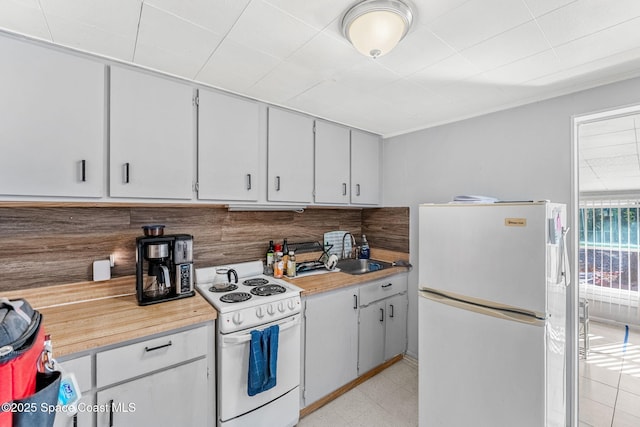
[267,304,275,315]
[278,302,285,313]
[287,299,296,311]
[232,312,243,325]
[256,307,265,318]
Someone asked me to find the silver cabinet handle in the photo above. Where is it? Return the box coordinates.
[356,183,361,196]
[380,308,384,322]
[247,174,252,191]
[390,304,395,318]
[342,183,347,196]
[124,163,130,184]
[80,160,86,182]
[275,176,281,191]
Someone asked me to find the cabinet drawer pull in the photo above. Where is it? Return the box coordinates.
[353,294,358,310]
[73,413,78,427]
[80,160,86,182]
[342,183,347,196]
[124,163,130,184]
[275,176,281,191]
[390,304,395,318]
[356,183,361,196]
[144,340,172,352]
[381,283,392,288]
[109,399,114,427]
[247,173,252,190]
[380,308,384,322]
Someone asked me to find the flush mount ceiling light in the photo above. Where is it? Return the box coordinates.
[342,0,414,59]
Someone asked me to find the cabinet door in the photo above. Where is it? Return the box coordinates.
[351,130,381,205]
[384,293,408,360]
[0,37,104,198]
[198,90,260,201]
[110,67,194,199]
[96,358,208,427]
[314,121,350,204]
[304,287,359,406]
[358,301,386,375]
[267,108,313,203]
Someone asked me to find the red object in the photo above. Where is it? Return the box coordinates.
[0,326,45,426]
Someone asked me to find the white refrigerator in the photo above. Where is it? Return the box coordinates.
[418,202,569,427]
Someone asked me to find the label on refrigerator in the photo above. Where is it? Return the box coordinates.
[504,218,527,227]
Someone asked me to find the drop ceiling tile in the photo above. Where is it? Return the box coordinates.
[286,30,368,80]
[263,0,347,31]
[523,0,577,17]
[136,4,222,78]
[554,17,640,70]
[376,26,456,77]
[145,0,250,35]
[586,156,639,169]
[248,60,326,104]
[0,0,50,40]
[460,21,550,72]
[44,14,136,61]
[480,49,561,85]
[196,38,280,93]
[333,61,402,92]
[226,0,317,60]
[603,177,640,191]
[579,130,637,148]
[371,78,442,115]
[581,143,638,160]
[411,0,473,25]
[536,0,640,46]
[40,0,141,38]
[409,54,482,88]
[428,0,533,51]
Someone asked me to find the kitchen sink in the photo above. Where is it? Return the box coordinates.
[336,258,393,275]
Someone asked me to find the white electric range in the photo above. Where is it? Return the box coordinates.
[195,260,302,427]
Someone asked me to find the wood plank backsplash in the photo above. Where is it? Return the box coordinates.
[0,206,408,291]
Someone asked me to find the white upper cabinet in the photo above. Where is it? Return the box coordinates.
[351,130,381,205]
[267,108,314,203]
[314,121,350,204]
[198,90,260,201]
[0,37,105,198]
[109,67,194,200]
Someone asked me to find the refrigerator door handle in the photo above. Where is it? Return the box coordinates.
[560,226,571,287]
[419,289,545,327]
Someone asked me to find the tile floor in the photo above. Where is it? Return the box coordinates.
[299,321,640,427]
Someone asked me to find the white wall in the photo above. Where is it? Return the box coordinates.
[382,75,640,423]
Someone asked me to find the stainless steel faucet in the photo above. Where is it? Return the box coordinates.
[341,232,357,259]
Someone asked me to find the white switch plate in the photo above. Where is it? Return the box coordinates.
[93,260,111,281]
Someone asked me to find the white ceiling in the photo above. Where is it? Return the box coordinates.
[580,114,640,194]
[3,0,640,137]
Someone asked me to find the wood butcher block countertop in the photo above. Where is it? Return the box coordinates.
[1,276,217,358]
[285,249,410,296]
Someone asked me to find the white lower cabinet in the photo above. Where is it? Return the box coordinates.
[53,323,213,427]
[96,358,208,427]
[358,277,408,375]
[303,286,359,406]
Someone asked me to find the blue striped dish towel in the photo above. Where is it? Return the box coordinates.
[248,324,279,396]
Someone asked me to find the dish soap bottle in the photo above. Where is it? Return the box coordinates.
[287,251,296,278]
[359,234,370,259]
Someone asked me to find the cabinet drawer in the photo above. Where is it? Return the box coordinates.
[59,355,92,393]
[359,276,407,306]
[96,325,208,388]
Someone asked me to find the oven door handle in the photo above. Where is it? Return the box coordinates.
[222,316,299,344]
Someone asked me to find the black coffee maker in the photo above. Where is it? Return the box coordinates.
[136,225,195,306]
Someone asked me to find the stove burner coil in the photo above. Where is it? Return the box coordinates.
[220,292,252,303]
[243,278,269,286]
[209,283,238,293]
[250,284,287,297]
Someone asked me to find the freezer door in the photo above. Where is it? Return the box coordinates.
[419,293,564,427]
[419,203,562,316]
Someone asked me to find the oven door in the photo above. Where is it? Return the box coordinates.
[218,313,301,423]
